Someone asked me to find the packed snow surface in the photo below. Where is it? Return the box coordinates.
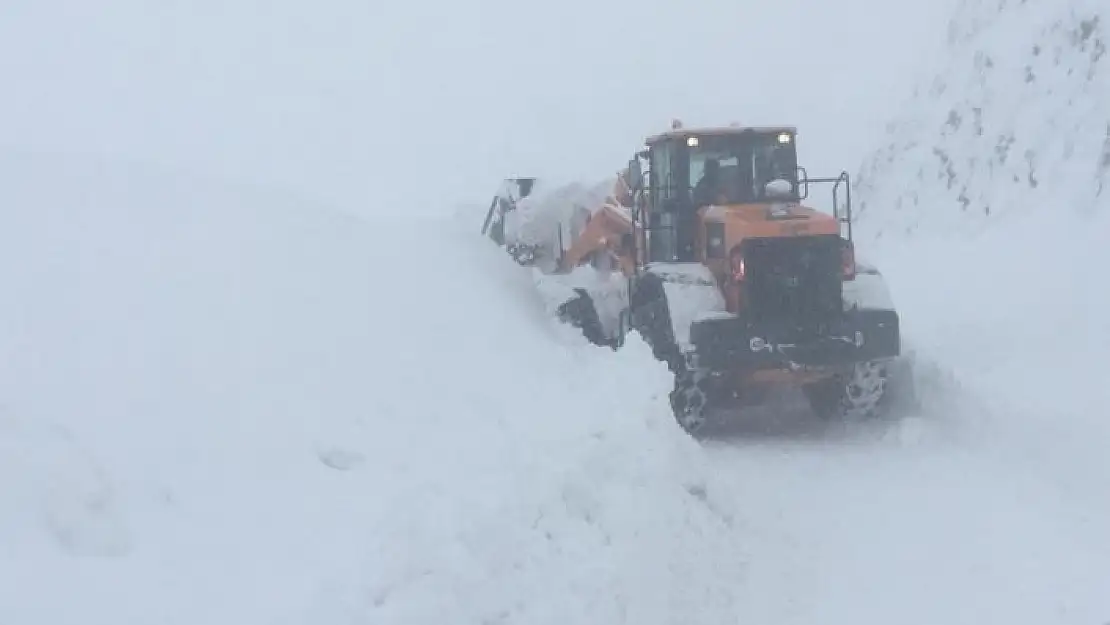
[0,153,746,625]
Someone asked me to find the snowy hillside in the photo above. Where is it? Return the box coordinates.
[0,152,753,624]
[844,0,1110,617]
[851,0,1110,445]
[854,0,1110,238]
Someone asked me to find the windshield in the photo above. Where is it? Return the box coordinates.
[689,133,798,206]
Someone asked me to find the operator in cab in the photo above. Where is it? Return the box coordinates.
[692,158,721,208]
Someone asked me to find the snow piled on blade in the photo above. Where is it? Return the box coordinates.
[0,152,744,625]
[502,179,607,260]
[497,176,636,343]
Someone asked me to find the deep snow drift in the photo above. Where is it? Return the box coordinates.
[853,0,1110,480]
[0,152,750,625]
[836,0,1110,617]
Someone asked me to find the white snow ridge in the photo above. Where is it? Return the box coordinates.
[0,153,743,625]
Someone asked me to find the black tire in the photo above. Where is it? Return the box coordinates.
[628,272,718,436]
[628,272,682,372]
[669,366,710,435]
[803,360,889,421]
[555,288,615,348]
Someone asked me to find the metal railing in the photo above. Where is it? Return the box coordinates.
[798,170,853,241]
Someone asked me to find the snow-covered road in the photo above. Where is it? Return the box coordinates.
[686,208,1110,624]
[1,150,1107,624]
[703,413,1110,624]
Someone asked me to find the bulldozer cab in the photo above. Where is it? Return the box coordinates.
[629,125,808,263]
[684,129,801,206]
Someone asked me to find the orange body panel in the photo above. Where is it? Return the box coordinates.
[698,202,840,307]
[558,202,634,273]
[547,159,844,320]
[556,192,841,310]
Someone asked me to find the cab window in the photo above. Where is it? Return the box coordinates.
[650,141,675,199]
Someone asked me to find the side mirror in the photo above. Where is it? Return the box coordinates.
[625,157,643,190]
[796,166,810,199]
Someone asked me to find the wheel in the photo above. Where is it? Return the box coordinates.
[670,368,705,432]
[670,367,710,435]
[803,360,889,420]
[628,273,682,371]
[555,289,615,348]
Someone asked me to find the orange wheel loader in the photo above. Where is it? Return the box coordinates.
[483,121,916,436]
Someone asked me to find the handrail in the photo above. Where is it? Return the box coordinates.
[800,171,852,241]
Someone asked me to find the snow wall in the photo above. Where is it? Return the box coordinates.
[0,151,747,625]
[853,0,1110,508]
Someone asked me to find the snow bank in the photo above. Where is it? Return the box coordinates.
[835,204,1110,621]
[852,0,1110,421]
[0,152,745,625]
[850,0,1110,567]
[860,210,1110,484]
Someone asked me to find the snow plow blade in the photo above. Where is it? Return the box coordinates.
[481,177,542,266]
[481,178,536,245]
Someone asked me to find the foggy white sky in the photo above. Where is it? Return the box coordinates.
[0,0,960,217]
